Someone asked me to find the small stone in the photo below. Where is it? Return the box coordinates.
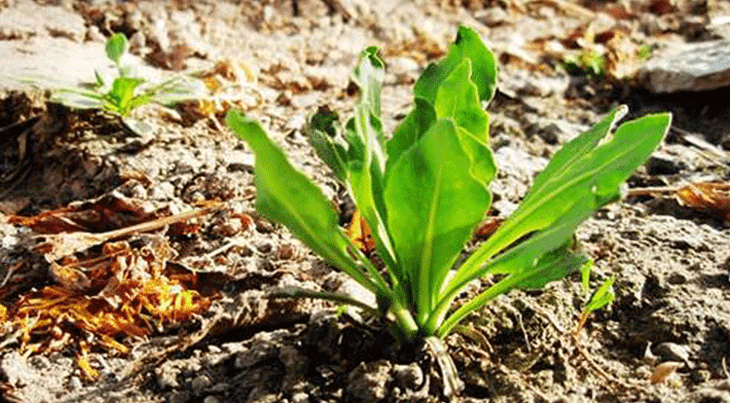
[346,360,392,401]
[640,40,730,93]
[203,397,221,403]
[192,374,212,391]
[474,7,509,27]
[654,342,690,364]
[291,392,309,403]
[645,153,685,175]
[130,183,147,199]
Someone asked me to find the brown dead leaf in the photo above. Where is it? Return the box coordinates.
[650,361,683,384]
[347,210,375,255]
[7,193,159,234]
[474,216,505,239]
[675,182,730,221]
[31,205,219,261]
[2,233,215,375]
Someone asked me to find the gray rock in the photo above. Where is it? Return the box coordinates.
[640,40,730,93]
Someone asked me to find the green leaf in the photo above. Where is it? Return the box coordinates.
[52,91,104,110]
[435,199,593,336]
[384,119,490,324]
[450,108,671,293]
[106,33,129,66]
[585,275,615,314]
[350,46,385,120]
[342,48,399,273]
[385,98,436,172]
[305,107,349,181]
[414,26,498,105]
[106,77,145,113]
[433,60,496,186]
[580,259,594,293]
[226,111,388,295]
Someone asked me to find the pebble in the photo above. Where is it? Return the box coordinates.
[640,40,730,93]
[654,342,690,364]
[291,392,309,403]
[191,374,212,391]
[203,396,221,403]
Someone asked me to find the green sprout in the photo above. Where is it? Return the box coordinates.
[24,33,202,117]
[576,260,616,332]
[562,48,607,78]
[226,26,670,396]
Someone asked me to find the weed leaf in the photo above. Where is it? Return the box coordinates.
[385,119,490,324]
[105,33,129,67]
[226,111,386,294]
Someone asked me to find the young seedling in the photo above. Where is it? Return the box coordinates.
[576,260,616,333]
[226,26,671,397]
[23,33,203,119]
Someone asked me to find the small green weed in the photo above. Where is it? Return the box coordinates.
[226,26,670,397]
[576,260,616,332]
[25,33,203,117]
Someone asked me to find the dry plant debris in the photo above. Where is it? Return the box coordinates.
[0,196,224,380]
[628,182,730,221]
[674,182,730,221]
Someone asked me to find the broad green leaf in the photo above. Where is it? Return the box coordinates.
[106,77,144,112]
[414,26,498,105]
[433,60,496,186]
[106,33,129,66]
[449,108,671,293]
[225,111,388,295]
[434,60,488,142]
[384,119,490,324]
[385,98,436,171]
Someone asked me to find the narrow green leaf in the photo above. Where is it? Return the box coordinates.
[225,111,388,295]
[350,46,384,120]
[414,26,498,105]
[449,108,671,294]
[580,259,594,293]
[343,48,398,273]
[384,119,490,324]
[585,275,615,314]
[105,33,129,66]
[434,200,593,336]
[308,127,348,181]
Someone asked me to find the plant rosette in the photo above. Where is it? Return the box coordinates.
[226,26,671,398]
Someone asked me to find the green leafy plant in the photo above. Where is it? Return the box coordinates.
[226,26,670,396]
[26,33,202,117]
